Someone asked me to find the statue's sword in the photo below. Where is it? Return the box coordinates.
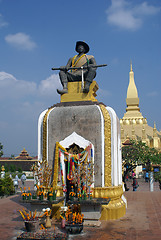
[51,64,107,90]
[51,64,107,71]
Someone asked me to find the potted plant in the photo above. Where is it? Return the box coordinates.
[38,191,44,201]
[48,193,53,202]
[65,204,84,234]
[52,190,56,200]
[32,193,37,199]
[26,192,32,200]
[21,192,27,200]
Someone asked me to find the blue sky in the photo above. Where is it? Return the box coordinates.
[0,0,161,157]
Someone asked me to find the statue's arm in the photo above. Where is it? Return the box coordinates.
[60,57,72,71]
[66,57,72,70]
[88,56,97,67]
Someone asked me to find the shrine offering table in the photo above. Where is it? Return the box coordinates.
[20,197,65,214]
[67,198,110,226]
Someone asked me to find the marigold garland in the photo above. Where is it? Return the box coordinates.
[56,142,94,197]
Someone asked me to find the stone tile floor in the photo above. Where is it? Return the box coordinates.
[0,178,161,240]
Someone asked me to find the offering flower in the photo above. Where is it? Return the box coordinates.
[40,208,51,217]
[60,206,68,220]
[19,209,38,221]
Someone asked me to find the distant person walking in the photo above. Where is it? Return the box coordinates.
[132,177,138,191]
[145,172,149,182]
[132,171,135,178]
[13,174,19,193]
[21,173,26,187]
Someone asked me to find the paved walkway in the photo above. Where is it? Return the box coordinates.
[0,179,161,240]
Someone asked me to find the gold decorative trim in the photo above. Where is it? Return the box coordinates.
[92,185,123,198]
[52,142,59,188]
[92,186,126,220]
[101,199,126,220]
[99,104,111,186]
[42,107,53,162]
[61,81,99,102]
[52,143,67,189]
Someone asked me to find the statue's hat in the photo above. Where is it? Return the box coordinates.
[75,41,89,53]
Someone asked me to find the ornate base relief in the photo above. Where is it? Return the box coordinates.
[98,104,126,220]
[93,186,126,220]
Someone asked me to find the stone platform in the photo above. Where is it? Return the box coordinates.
[0,179,161,240]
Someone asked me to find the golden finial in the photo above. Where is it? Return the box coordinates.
[130,60,133,71]
[153,122,156,129]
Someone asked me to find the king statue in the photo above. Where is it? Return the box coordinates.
[56,41,97,94]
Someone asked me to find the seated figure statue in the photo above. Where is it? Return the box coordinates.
[57,41,97,94]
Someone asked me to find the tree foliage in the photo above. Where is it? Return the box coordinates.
[122,140,161,178]
[0,174,15,196]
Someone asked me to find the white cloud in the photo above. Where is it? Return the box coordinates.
[0,72,36,99]
[5,32,37,50]
[133,2,160,16]
[0,13,8,28]
[0,71,61,100]
[147,91,158,97]
[39,74,61,96]
[0,71,17,81]
[106,0,160,31]
[0,71,61,152]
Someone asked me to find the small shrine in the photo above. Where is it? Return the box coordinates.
[15,148,33,160]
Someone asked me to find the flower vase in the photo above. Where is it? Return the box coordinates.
[32,195,37,200]
[45,215,51,228]
[52,191,56,200]
[47,192,51,200]
[27,195,31,200]
[83,194,87,200]
[22,195,26,200]
[49,195,53,202]
[39,194,43,201]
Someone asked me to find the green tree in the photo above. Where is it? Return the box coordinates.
[10,164,16,172]
[122,140,161,180]
[4,164,9,172]
[0,174,15,196]
[0,142,3,157]
[18,167,22,173]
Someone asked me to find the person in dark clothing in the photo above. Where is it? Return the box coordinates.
[145,172,149,182]
[123,174,129,191]
[132,177,138,191]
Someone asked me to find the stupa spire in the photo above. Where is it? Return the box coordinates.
[127,62,138,99]
[125,63,140,113]
[121,62,144,123]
